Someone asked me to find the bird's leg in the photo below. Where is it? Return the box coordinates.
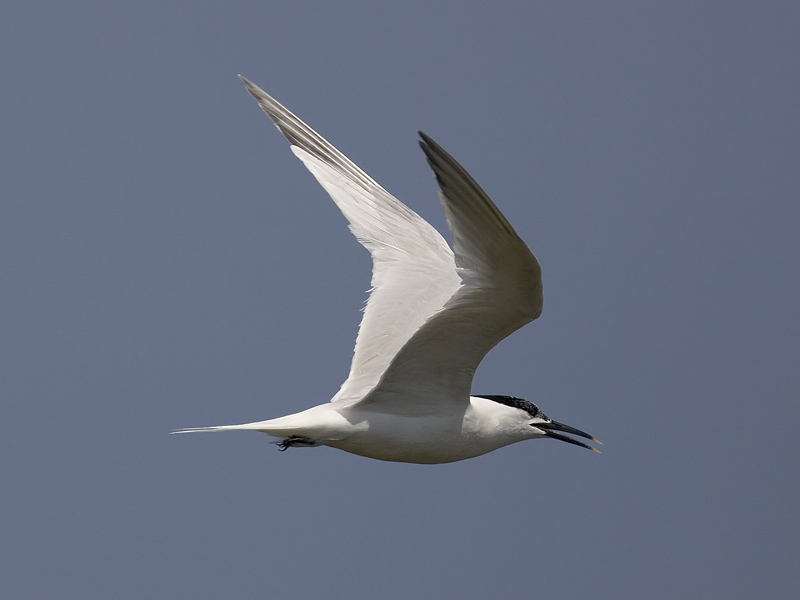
[277,436,317,451]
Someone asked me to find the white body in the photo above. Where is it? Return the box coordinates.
[175,77,599,463]
[191,396,545,464]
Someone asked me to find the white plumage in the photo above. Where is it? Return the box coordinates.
[174,76,599,463]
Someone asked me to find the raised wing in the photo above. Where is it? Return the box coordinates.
[240,77,462,404]
[358,133,543,414]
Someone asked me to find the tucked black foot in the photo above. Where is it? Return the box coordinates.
[277,436,316,451]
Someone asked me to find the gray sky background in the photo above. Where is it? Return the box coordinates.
[3,1,799,598]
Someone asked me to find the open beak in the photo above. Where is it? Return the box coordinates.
[537,420,602,452]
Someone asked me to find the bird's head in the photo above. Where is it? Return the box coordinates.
[476,395,601,452]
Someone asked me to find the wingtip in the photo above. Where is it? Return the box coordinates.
[239,74,260,94]
[417,130,437,149]
[238,77,287,127]
[416,131,439,162]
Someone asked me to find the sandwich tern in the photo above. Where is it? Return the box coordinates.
[175,76,600,463]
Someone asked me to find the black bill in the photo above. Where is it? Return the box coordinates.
[537,420,602,452]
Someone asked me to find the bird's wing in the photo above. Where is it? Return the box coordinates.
[241,77,462,404]
[357,133,543,414]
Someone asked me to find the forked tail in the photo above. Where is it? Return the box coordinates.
[170,412,322,437]
[172,406,342,441]
[170,424,261,434]
[170,416,290,435]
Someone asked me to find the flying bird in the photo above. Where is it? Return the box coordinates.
[175,76,599,463]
